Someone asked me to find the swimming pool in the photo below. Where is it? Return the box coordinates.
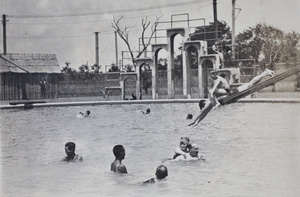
[1,102,300,197]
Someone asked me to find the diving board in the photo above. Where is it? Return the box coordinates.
[219,65,300,105]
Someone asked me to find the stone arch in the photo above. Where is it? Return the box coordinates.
[182,40,207,98]
[152,44,168,99]
[120,73,137,100]
[166,28,190,99]
[198,54,220,98]
[136,58,152,100]
[123,76,137,100]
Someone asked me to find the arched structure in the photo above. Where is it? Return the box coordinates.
[151,44,168,99]
[120,72,137,100]
[183,41,207,98]
[166,28,190,99]
[135,58,152,100]
[199,54,220,97]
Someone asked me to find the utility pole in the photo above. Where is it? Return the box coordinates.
[2,14,8,55]
[232,0,236,59]
[213,0,218,42]
[114,31,118,67]
[94,32,100,66]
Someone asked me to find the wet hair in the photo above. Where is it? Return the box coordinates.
[146,108,150,113]
[155,165,168,179]
[189,147,199,157]
[86,110,91,115]
[113,145,125,157]
[186,114,193,119]
[65,142,76,151]
[180,137,190,143]
[199,99,206,110]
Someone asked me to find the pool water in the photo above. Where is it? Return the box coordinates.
[1,103,300,197]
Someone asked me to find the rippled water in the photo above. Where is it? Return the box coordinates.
[1,103,300,197]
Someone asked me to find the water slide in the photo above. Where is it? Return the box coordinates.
[219,65,300,105]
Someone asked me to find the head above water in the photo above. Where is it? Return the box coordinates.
[155,165,168,179]
[190,144,199,157]
[65,142,76,154]
[86,110,91,116]
[146,108,150,113]
[186,114,193,119]
[113,145,125,159]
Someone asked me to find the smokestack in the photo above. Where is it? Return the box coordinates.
[115,31,118,66]
[2,14,7,55]
[213,0,218,41]
[94,32,99,66]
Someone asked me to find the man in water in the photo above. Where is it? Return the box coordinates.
[111,145,128,173]
[143,165,168,183]
[61,142,83,162]
[189,68,275,126]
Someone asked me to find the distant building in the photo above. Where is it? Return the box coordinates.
[0,53,61,100]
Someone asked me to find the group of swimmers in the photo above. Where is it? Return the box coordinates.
[61,136,204,184]
[61,142,168,183]
[64,68,275,183]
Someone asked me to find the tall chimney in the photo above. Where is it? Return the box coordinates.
[2,14,7,55]
[94,32,99,66]
[213,0,218,41]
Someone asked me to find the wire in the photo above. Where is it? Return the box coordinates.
[8,0,209,18]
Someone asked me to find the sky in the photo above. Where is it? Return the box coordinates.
[1,0,299,72]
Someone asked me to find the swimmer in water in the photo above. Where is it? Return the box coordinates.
[61,142,83,162]
[173,137,192,159]
[111,145,128,173]
[77,110,91,118]
[186,114,193,119]
[143,165,168,183]
[173,145,205,161]
[142,108,150,114]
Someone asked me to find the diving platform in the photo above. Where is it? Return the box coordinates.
[219,65,300,105]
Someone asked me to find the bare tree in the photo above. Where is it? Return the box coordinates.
[111,15,162,69]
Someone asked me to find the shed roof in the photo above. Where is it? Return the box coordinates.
[0,53,61,73]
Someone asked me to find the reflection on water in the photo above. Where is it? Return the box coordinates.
[1,103,300,197]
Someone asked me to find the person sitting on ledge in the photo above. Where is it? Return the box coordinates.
[189,68,275,127]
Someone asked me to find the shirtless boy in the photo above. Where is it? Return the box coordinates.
[111,145,128,173]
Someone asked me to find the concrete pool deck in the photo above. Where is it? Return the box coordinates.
[1,92,300,110]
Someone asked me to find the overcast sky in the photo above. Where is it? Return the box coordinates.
[1,0,299,71]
